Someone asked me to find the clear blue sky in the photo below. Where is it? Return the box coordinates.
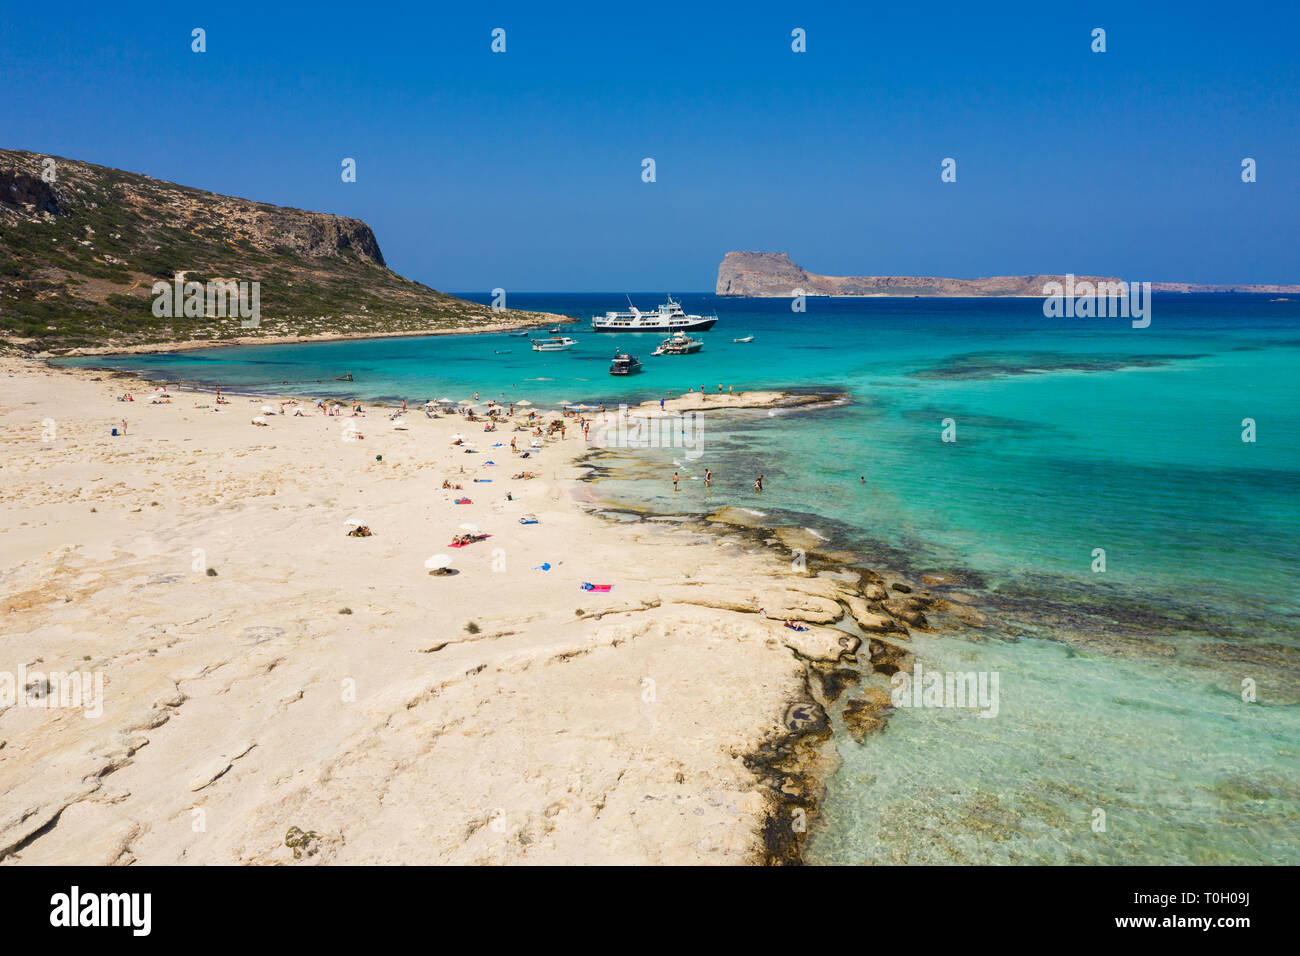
[3,0,1297,290]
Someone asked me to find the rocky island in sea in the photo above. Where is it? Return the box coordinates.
[716,250,1300,297]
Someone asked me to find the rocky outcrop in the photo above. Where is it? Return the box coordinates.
[0,169,59,216]
[715,251,1300,297]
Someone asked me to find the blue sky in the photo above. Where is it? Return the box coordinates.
[3,1,1297,290]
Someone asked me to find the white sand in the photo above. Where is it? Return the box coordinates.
[0,357,862,864]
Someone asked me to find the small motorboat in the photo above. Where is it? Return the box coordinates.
[509,330,530,337]
[609,353,642,375]
[531,336,577,352]
[548,327,562,333]
[733,335,754,343]
[493,349,512,354]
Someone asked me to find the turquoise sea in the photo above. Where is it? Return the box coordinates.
[60,293,1300,864]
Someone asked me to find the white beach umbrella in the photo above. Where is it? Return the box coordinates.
[343,515,365,527]
[458,522,479,533]
[458,399,475,406]
[515,400,533,407]
[424,554,452,570]
[260,405,275,415]
[437,397,454,404]
[451,433,464,441]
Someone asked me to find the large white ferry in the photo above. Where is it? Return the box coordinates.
[591,296,718,333]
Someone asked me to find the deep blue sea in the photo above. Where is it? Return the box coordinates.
[60,293,1300,863]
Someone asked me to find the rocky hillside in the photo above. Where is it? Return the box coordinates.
[0,149,558,350]
[716,251,1300,297]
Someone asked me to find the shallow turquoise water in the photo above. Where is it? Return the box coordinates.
[61,293,1300,863]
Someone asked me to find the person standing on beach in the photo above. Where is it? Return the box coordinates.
[660,397,666,410]
[673,472,679,492]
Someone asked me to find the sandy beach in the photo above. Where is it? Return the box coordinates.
[0,356,898,865]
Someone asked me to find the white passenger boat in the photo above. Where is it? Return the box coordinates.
[592,296,718,333]
[531,336,577,352]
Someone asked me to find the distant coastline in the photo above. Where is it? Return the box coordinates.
[716,251,1300,298]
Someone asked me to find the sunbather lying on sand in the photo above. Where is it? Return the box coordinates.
[450,533,489,546]
[511,471,537,479]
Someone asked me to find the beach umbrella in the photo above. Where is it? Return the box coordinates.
[458,399,475,406]
[458,522,479,534]
[425,554,452,570]
[342,515,365,527]
[515,400,533,407]
[436,397,454,404]
[260,405,275,414]
[451,433,464,441]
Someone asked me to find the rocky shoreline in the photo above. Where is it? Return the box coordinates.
[573,473,998,864]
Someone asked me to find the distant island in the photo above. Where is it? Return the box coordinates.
[716,251,1300,297]
[0,149,559,352]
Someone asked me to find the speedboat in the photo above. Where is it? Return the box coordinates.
[548,327,562,333]
[609,353,643,375]
[651,331,704,355]
[508,330,530,337]
[531,336,577,352]
[733,335,754,343]
[493,348,512,354]
[592,296,718,333]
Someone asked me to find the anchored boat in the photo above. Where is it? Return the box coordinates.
[609,353,643,375]
[531,336,577,352]
[592,296,718,333]
[651,331,704,355]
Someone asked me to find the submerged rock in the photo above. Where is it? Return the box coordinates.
[868,638,912,676]
[842,686,895,742]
